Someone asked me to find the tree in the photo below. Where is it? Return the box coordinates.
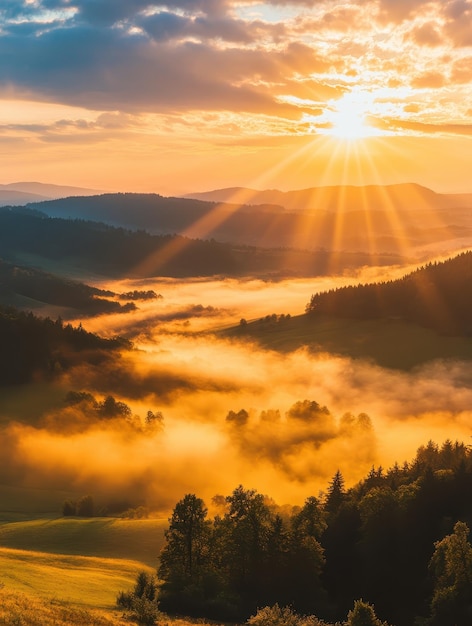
[76,495,94,517]
[224,486,273,571]
[429,521,472,625]
[62,499,76,516]
[291,496,327,541]
[159,493,211,583]
[325,470,346,516]
[98,395,131,419]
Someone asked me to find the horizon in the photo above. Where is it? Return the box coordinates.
[2,179,472,198]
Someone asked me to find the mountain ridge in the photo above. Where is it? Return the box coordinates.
[184,183,472,212]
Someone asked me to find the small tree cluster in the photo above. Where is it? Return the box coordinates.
[62,495,95,517]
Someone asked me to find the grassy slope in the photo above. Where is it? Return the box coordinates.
[0,587,221,626]
[0,547,152,609]
[227,314,472,369]
[0,518,167,567]
[0,588,130,626]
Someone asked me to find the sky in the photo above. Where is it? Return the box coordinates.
[1,0,472,195]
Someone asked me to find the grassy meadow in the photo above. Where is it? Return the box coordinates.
[0,588,130,626]
[0,517,167,566]
[0,509,167,621]
[227,314,472,369]
[0,587,222,626]
[0,546,151,609]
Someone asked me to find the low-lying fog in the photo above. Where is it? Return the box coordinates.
[3,263,472,513]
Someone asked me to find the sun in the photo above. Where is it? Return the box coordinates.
[324,92,378,140]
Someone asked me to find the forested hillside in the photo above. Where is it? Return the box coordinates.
[0,306,129,384]
[0,259,135,317]
[154,439,472,626]
[0,208,400,278]
[29,190,472,254]
[306,251,472,335]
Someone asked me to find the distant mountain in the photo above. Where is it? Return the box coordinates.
[185,183,472,213]
[0,182,104,206]
[29,191,472,256]
[0,189,51,206]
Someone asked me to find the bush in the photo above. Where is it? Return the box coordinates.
[117,571,160,625]
[247,605,331,626]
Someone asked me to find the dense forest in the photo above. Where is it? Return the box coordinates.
[134,440,472,626]
[0,207,402,278]
[0,305,130,384]
[306,251,472,335]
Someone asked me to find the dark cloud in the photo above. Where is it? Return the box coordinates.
[137,11,254,43]
[0,22,320,116]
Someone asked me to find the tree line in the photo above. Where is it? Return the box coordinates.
[306,251,472,336]
[149,439,472,626]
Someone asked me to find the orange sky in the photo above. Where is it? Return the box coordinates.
[1,1,471,195]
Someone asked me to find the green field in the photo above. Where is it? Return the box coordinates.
[0,517,167,567]
[227,314,472,369]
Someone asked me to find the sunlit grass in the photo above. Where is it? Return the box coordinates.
[0,518,167,567]
[0,547,153,609]
[0,586,225,626]
[0,587,129,626]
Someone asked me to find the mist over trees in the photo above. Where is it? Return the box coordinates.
[156,439,472,626]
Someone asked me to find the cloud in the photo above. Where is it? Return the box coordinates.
[409,22,443,47]
[371,116,472,136]
[411,71,447,89]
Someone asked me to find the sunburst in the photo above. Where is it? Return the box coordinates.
[323,92,381,140]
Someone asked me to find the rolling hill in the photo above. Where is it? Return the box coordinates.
[28,186,472,255]
[185,182,472,213]
[0,258,135,318]
[0,207,403,278]
[228,251,472,368]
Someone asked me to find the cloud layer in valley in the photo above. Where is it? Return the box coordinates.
[3,273,472,513]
